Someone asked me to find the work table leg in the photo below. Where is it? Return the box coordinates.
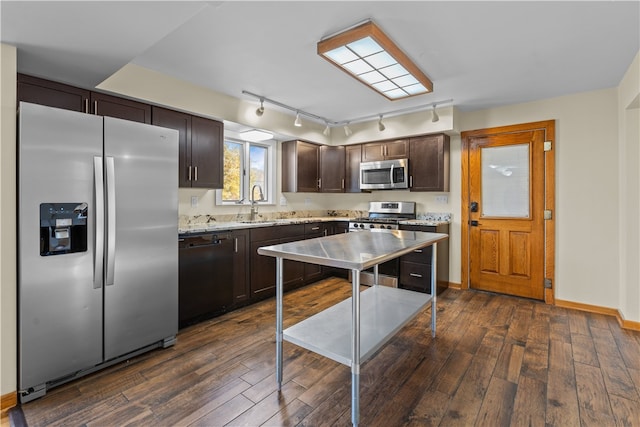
[351,268,360,426]
[276,257,283,391]
[431,243,437,338]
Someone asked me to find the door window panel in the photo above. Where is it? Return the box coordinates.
[481,144,530,218]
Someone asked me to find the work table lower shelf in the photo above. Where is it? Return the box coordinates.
[284,285,432,366]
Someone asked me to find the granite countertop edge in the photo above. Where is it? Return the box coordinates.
[179,217,450,235]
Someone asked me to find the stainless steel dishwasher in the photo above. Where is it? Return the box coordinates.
[178,232,234,328]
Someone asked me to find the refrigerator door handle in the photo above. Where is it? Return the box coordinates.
[93,157,104,289]
[105,156,116,286]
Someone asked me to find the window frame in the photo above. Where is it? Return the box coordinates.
[216,138,276,206]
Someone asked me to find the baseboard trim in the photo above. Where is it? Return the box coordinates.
[447,282,462,290]
[1,391,17,414]
[555,299,640,332]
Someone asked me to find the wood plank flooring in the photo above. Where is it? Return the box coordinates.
[9,277,640,426]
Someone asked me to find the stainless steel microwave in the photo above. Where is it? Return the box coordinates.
[360,159,409,190]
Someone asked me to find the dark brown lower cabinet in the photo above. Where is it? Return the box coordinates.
[250,224,306,299]
[231,229,250,306]
[398,224,449,295]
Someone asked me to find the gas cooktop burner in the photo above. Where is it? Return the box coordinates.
[349,201,417,231]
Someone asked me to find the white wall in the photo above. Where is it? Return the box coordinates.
[460,88,622,313]
[618,52,640,322]
[0,43,17,397]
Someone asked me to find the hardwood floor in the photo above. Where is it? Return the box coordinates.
[10,277,640,426]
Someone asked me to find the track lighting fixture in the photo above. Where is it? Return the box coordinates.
[431,104,439,123]
[242,90,452,134]
[255,99,264,116]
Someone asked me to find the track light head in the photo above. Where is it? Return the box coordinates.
[344,123,352,136]
[294,112,302,127]
[256,99,264,116]
[378,115,385,131]
[431,104,439,123]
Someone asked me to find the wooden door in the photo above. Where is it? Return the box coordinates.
[462,121,555,301]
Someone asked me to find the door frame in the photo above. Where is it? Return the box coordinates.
[461,120,556,304]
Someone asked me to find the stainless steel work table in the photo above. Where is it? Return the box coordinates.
[257,229,448,426]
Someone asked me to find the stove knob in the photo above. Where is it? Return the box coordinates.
[369,224,375,229]
[386,225,393,229]
[358,223,365,228]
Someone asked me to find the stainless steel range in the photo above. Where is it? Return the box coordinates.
[349,201,416,231]
[348,201,416,286]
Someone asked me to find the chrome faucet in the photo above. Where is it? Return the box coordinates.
[249,184,264,221]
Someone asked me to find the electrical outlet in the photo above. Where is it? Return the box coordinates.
[191,196,198,207]
[280,196,287,206]
[435,195,448,204]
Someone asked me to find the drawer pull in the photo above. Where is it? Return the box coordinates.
[311,226,320,231]
[414,249,423,253]
[410,273,423,278]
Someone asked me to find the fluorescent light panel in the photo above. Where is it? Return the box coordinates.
[318,21,433,101]
[239,129,273,142]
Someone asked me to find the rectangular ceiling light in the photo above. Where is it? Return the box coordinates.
[317,20,433,100]
[239,129,273,142]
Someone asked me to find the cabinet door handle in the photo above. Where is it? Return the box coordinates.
[234,237,238,253]
[410,175,413,187]
[323,229,328,236]
[93,100,98,115]
[381,146,385,157]
[318,178,321,189]
[188,166,192,181]
[341,179,345,189]
[84,99,89,114]
[194,166,198,181]
[410,273,423,278]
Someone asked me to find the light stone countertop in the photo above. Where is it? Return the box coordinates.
[178,217,450,235]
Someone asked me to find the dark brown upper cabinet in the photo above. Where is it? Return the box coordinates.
[282,140,320,193]
[152,107,223,189]
[345,144,363,193]
[361,139,409,162]
[90,92,151,124]
[18,74,151,124]
[409,133,450,192]
[282,141,347,193]
[18,74,90,113]
[319,145,345,193]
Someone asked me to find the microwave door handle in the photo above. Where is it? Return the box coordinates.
[389,164,395,185]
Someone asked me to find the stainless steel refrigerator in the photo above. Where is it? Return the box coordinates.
[18,102,179,402]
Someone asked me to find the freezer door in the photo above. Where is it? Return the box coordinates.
[103,117,179,359]
[18,103,103,390]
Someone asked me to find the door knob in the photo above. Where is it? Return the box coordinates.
[470,201,479,212]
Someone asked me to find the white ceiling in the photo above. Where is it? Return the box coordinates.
[2,1,639,124]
